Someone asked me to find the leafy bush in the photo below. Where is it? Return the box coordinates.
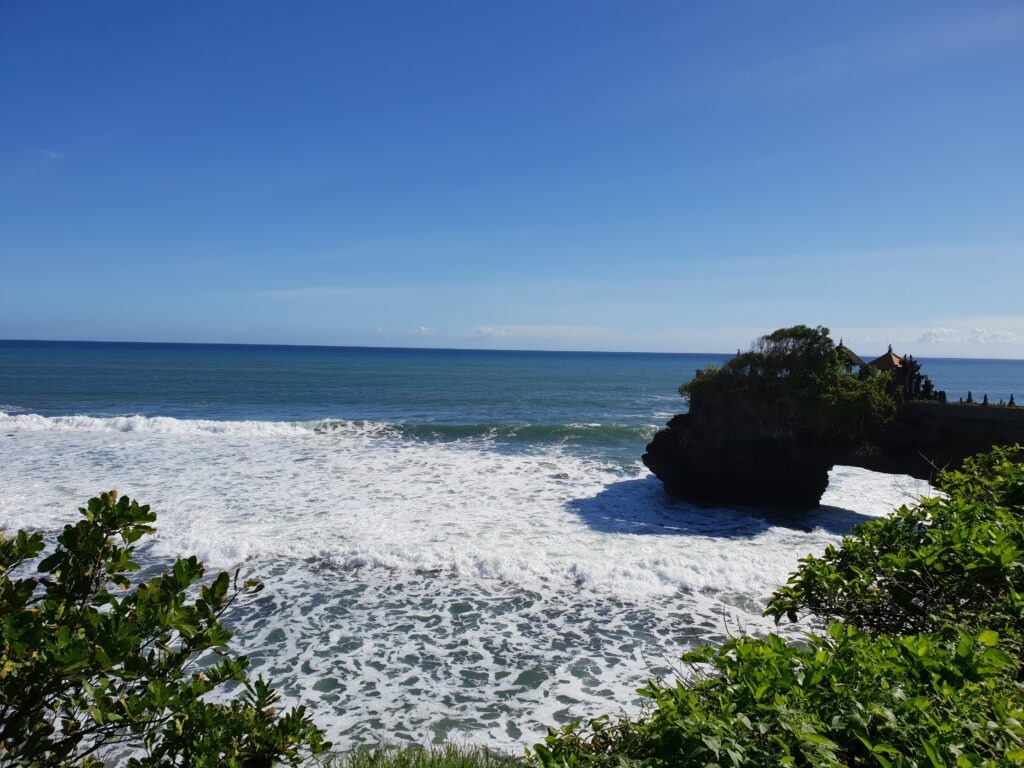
[532,446,1024,767]
[0,491,329,767]
[766,445,1024,643]
[535,626,1023,767]
[325,743,518,767]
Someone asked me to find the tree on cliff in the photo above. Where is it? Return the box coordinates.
[679,325,897,441]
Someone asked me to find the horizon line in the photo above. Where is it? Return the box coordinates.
[2,337,1024,363]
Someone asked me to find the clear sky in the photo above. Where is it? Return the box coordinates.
[2,1,1023,357]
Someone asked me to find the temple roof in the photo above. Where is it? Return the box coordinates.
[835,339,865,367]
[869,344,903,370]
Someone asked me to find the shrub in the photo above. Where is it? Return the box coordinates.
[535,625,1023,767]
[325,743,518,767]
[532,446,1024,766]
[0,491,329,766]
[766,445,1024,643]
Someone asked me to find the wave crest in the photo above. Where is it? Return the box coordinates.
[0,412,656,446]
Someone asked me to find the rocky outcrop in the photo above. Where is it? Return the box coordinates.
[643,403,1024,508]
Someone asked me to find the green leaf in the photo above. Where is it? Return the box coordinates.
[977,630,999,647]
[980,647,1014,668]
[921,739,945,768]
[801,732,837,748]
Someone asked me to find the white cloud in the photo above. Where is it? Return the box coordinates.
[967,328,1017,345]
[474,324,612,340]
[917,327,1018,345]
[413,325,434,336]
[917,327,964,344]
[37,148,65,161]
[830,316,1024,359]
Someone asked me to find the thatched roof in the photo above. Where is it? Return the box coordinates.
[835,339,865,367]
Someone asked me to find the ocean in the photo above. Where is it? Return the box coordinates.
[2,340,1023,750]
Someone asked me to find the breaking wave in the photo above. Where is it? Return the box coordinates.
[0,409,929,749]
[0,411,657,449]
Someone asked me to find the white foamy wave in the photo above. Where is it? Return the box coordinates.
[0,411,396,438]
[0,421,927,599]
[0,421,931,749]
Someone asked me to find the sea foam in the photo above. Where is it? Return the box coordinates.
[0,412,930,749]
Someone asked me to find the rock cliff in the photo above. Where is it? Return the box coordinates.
[643,402,1024,508]
[647,325,1024,508]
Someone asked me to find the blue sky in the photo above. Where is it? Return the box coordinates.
[2,1,1023,357]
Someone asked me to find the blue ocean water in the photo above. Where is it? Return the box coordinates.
[0,340,733,461]
[914,357,1024,404]
[3,340,1020,422]
[1,339,1022,749]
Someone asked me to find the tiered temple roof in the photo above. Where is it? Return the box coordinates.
[869,344,904,371]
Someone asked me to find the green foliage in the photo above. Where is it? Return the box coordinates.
[0,491,329,766]
[535,626,1023,767]
[324,743,519,768]
[678,364,718,397]
[532,447,1024,767]
[679,325,897,441]
[766,445,1024,642]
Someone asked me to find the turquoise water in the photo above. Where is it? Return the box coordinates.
[0,341,732,462]
[3,341,1019,425]
[1,339,1021,749]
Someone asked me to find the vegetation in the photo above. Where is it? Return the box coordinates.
[0,491,329,766]
[680,325,897,441]
[324,744,516,768]
[532,446,1024,766]
[767,445,1024,643]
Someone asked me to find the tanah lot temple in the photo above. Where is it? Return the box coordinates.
[835,340,946,403]
[644,338,1024,507]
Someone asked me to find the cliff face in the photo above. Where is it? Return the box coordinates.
[642,400,839,508]
[643,402,1024,508]
[850,403,1024,478]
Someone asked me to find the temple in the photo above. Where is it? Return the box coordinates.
[870,344,902,370]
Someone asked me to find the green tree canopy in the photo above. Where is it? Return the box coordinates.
[680,324,897,441]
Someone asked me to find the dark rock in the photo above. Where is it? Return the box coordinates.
[643,411,834,509]
[644,403,1024,508]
